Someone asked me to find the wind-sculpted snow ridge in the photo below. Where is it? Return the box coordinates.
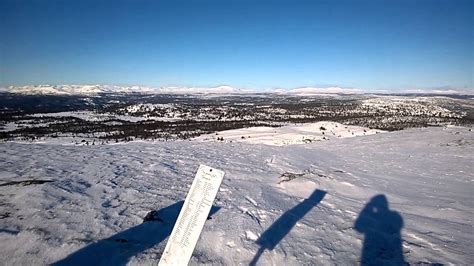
[0,126,472,265]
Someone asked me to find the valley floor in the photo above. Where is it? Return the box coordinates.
[0,126,472,265]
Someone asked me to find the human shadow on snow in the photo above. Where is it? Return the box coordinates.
[354,194,406,266]
[250,189,327,265]
[52,201,220,266]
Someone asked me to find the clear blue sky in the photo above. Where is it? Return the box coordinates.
[0,0,472,91]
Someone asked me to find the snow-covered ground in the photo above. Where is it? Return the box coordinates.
[0,126,472,265]
[195,121,382,146]
[358,97,464,118]
[0,111,181,133]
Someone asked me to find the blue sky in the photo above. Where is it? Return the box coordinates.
[0,0,472,91]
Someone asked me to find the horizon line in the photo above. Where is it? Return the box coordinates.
[2,84,473,95]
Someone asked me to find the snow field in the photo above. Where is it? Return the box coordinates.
[0,126,472,265]
[195,121,382,146]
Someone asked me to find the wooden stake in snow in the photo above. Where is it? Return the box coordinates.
[159,164,225,266]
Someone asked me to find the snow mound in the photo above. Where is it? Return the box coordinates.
[195,121,382,146]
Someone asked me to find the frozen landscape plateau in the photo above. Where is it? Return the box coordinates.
[0,123,473,265]
[0,88,473,265]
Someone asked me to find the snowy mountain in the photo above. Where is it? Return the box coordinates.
[156,85,246,94]
[5,85,248,95]
[0,126,472,265]
[286,86,362,95]
[5,84,473,96]
[6,85,364,95]
[7,85,155,95]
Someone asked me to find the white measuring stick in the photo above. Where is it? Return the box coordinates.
[159,164,225,266]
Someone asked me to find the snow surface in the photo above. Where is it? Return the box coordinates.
[195,121,382,146]
[0,126,472,265]
[359,97,463,118]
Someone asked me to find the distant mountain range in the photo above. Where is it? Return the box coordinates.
[2,85,246,95]
[1,84,472,95]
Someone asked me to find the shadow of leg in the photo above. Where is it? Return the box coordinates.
[250,189,326,265]
[249,247,265,266]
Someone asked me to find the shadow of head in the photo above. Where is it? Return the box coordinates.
[355,194,405,265]
[366,194,388,213]
[52,201,220,266]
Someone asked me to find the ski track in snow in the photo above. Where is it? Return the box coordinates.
[0,126,472,265]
